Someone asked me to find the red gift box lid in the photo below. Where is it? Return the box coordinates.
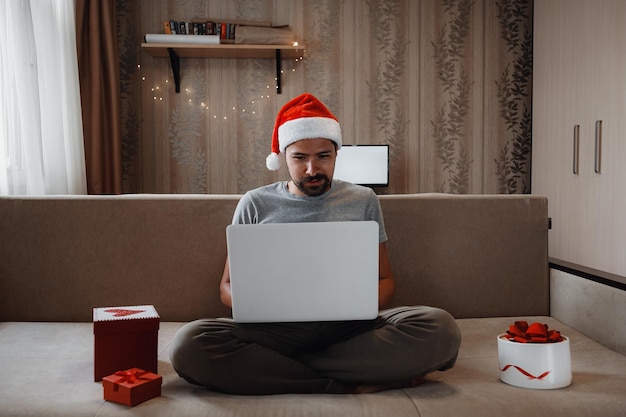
[93,305,160,335]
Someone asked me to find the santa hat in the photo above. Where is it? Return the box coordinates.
[266,93,342,170]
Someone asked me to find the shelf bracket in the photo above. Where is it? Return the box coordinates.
[164,47,286,94]
[167,48,181,93]
[275,49,282,94]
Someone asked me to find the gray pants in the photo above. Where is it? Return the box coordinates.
[170,306,461,395]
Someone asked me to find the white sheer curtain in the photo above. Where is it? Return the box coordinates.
[0,0,86,195]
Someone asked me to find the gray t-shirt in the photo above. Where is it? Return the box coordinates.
[232,179,388,243]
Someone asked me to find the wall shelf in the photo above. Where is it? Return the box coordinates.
[141,43,305,94]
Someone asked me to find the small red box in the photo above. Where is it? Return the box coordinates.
[103,368,162,406]
[93,305,160,381]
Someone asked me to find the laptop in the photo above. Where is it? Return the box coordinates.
[226,221,379,323]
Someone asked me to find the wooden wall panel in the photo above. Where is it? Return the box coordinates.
[118,0,532,195]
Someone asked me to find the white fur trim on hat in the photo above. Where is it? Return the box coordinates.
[277,117,342,153]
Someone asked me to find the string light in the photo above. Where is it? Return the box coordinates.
[140,48,305,117]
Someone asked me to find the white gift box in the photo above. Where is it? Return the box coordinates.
[497,334,572,389]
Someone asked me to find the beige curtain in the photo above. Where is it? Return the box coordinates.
[76,0,122,194]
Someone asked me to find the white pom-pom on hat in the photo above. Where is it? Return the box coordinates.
[266,152,282,170]
[266,93,342,171]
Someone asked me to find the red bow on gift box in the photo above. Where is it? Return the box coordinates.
[112,369,151,391]
[505,321,565,343]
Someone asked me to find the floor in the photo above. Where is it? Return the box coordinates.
[0,317,625,417]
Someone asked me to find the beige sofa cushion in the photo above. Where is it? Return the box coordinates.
[0,193,548,322]
[380,194,549,318]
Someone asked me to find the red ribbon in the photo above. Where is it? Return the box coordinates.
[112,369,151,392]
[501,364,551,380]
[504,321,564,343]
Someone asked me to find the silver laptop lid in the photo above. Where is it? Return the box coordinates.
[226,221,379,323]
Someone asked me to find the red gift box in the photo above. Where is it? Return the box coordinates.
[103,368,162,406]
[93,305,160,381]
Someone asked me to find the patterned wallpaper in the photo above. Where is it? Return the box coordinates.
[117,0,532,195]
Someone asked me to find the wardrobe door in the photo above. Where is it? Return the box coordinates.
[533,0,590,265]
[532,0,626,276]
[589,1,626,275]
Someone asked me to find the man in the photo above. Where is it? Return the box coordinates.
[170,93,461,395]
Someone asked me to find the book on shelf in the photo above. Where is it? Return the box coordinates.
[144,33,220,45]
[168,20,177,34]
[158,19,240,43]
[190,18,272,27]
[154,18,291,45]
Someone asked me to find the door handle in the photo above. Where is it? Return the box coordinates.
[595,120,602,174]
[573,124,580,175]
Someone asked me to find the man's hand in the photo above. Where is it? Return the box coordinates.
[220,257,233,308]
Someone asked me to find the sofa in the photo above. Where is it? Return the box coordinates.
[1,193,624,417]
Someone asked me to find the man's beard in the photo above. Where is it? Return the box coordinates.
[293,174,331,197]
